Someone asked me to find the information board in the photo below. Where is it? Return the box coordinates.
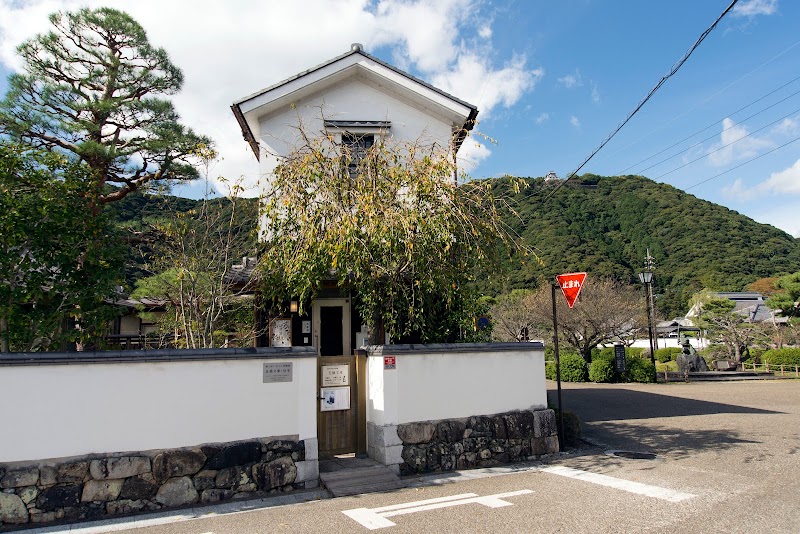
[263,362,293,383]
[320,386,350,411]
[321,364,349,387]
[614,344,627,373]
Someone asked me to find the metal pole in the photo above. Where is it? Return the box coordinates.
[551,284,565,452]
[645,281,657,382]
[649,278,658,350]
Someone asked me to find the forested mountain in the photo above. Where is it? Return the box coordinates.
[111,192,258,287]
[113,174,800,319]
[478,174,800,317]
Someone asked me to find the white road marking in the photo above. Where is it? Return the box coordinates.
[342,490,534,529]
[541,466,696,502]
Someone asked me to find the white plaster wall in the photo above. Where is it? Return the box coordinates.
[0,358,317,463]
[367,348,547,427]
[257,78,454,197]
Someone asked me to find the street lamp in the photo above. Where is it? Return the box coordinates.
[638,251,657,382]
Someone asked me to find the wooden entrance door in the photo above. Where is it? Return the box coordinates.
[312,298,351,357]
[317,353,367,459]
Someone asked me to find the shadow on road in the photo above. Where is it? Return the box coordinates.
[578,420,761,459]
[549,387,782,423]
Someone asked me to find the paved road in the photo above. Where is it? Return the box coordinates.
[551,379,800,532]
[38,380,800,533]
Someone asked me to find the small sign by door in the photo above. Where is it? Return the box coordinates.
[384,356,396,369]
[320,386,350,411]
[322,364,349,387]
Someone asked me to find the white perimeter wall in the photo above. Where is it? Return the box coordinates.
[367,345,547,427]
[0,357,317,463]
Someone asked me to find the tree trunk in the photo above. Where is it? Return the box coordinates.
[1,314,8,353]
[369,312,386,346]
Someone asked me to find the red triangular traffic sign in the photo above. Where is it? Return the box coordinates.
[556,272,587,309]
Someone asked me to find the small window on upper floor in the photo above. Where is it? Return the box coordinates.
[342,133,375,176]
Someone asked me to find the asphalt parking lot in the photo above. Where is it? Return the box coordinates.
[550,379,800,532]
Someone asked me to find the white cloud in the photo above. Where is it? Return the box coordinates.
[535,112,549,125]
[773,117,800,136]
[457,135,492,174]
[432,54,543,118]
[707,117,773,166]
[721,178,750,201]
[570,115,581,129]
[732,0,778,17]
[558,69,582,88]
[721,158,800,202]
[0,0,540,195]
[760,159,800,195]
[371,0,475,73]
[591,82,600,103]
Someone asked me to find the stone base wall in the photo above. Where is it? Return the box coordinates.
[0,436,318,528]
[368,409,559,476]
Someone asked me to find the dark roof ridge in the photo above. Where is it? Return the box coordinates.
[231,44,478,159]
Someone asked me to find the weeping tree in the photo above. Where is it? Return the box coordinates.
[0,7,210,203]
[257,131,527,344]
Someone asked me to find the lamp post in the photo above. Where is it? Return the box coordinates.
[638,251,657,382]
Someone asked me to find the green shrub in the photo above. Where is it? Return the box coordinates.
[625,355,655,383]
[655,347,681,363]
[546,353,588,382]
[627,347,645,358]
[545,360,556,380]
[589,357,615,383]
[561,353,589,382]
[597,347,614,359]
[762,348,800,366]
[745,346,765,364]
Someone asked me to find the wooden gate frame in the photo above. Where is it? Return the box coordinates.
[317,352,367,459]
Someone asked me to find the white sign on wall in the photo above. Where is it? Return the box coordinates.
[321,364,349,387]
[263,362,293,383]
[320,387,350,411]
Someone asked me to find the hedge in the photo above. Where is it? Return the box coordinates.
[589,357,615,383]
[761,348,800,366]
[546,353,588,382]
[625,355,656,383]
[655,347,681,363]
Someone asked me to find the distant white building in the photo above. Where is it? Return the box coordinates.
[544,171,559,181]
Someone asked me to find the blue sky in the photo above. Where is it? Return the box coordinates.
[1,0,798,236]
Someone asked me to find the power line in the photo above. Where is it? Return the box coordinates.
[617,76,800,175]
[653,106,800,179]
[538,0,740,206]
[684,135,800,191]
[601,38,800,164]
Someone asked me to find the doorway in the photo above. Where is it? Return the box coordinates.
[312,298,351,357]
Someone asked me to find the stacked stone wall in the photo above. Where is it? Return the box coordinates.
[0,436,318,528]
[394,409,559,475]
